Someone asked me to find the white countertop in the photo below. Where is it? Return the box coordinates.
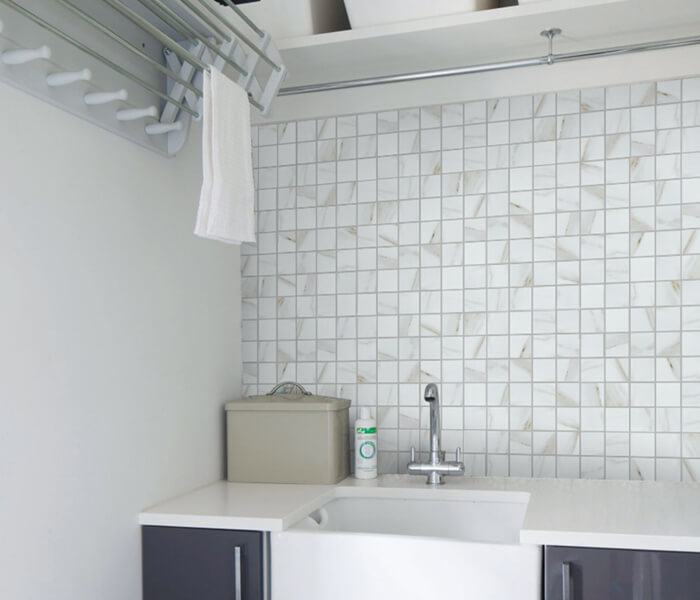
[139,475,700,552]
[139,482,334,531]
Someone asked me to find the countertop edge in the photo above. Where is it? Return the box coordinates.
[138,512,286,532]
[520,529,700,553]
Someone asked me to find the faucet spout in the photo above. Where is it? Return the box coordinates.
[424,383,438,401]
[424,383,441,465]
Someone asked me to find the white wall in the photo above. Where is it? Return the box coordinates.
[0,83,241,600]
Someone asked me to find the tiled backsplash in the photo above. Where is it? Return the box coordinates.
[242,77,700,482]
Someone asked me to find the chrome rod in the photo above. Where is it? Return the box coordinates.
[56,0,200,96]
[555,34,700,64]
[279,34,700,95]
[249,94,263,111]
[234,546,242,600]
[104,0,209,72]
[280,56,546,95]
[138,0,225,45]
[104,0,263,110]
[215,0,264,38]
[137,0,248,76]
[424,383,441,465]
[262,532,271,600]
[198,0,281,72]
[407,383,465,485]
[0,0,198,117]
[179,0,230,42]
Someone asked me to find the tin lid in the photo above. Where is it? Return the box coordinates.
[225,394,351,413]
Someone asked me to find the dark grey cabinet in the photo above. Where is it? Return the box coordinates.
[545,545,700,600]
[142,526,265,600]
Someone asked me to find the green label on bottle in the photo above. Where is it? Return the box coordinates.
[356,427,376,434]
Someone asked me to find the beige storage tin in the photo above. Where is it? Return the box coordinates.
[225,391,351,484]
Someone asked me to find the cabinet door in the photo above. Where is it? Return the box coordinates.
[142,526,264,600]
[545,545,700,600]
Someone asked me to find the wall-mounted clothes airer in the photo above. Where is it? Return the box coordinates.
[0,0,287,156]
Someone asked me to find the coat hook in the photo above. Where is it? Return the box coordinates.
[1,45,51,65]
[116,106,159,121]
[46,68,92,87]
[145,121,182,135]
[540,28,562,65]
[84,89,128,105]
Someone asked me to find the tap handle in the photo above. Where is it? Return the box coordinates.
[455,447,462,462]
[410,447,415,462]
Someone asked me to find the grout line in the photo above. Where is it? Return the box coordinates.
[578,91,584,480]
[356,117,361,453]
[438,105,444,463]
[531,95,535,478]
[680,83,685,483]
[603,89,608,480]
[626,84,633,481]
[274,129,280,393]
[652,94,659,481]
[506,98,512,477]
[483,99,490,477]
[418,107,424,462]
[554,91,560,478]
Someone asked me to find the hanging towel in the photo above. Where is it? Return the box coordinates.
[195,67,256,245]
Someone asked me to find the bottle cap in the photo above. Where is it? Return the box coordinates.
[358,407,371,420]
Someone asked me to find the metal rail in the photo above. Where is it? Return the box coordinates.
[199,0,282,71]
[137,0,248,76]
[55,0,200,96]
[216,0,265,38]
[103,0,210,72]
[279,33,700,96]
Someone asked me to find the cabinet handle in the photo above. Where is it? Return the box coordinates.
[562,562,572,600]
[234,545,242,600]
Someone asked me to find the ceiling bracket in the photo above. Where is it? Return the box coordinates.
[541,28,562,65]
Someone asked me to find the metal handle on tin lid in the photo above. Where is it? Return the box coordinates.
[266,382,312,396]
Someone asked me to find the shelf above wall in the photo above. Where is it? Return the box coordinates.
[276,0,700,90]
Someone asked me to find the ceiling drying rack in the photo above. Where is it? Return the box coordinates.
[0,0,286,156]
[279,28,700,95]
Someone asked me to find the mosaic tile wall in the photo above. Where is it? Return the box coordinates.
[242,77,700,481]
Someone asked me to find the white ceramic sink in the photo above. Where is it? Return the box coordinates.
[295,495,526,543]
[271,489,541,600]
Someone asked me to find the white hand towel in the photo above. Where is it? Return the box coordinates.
[195,67,256,245]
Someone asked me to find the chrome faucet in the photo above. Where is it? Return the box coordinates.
[407,384,465,484]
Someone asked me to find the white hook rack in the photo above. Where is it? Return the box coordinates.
[0,0,286,157]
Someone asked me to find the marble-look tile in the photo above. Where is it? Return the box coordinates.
[242,77,700,481]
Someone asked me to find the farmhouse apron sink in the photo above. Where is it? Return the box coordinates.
[271,487,541,600]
